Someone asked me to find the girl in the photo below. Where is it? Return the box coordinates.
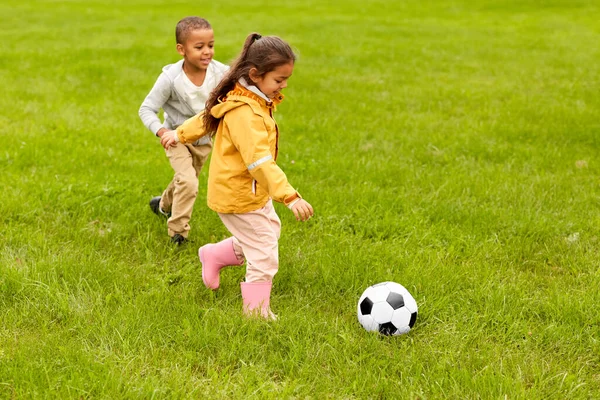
[169,33,314,319]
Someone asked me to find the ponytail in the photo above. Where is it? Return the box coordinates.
[203,32,263,135]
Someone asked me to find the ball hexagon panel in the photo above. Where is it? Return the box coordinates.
[384,281,407,294]
[391,307,412,331]
[395,325,411,335]
[358,314,378,332]
[371,282,388,288]
[403,296,418,314]
[364,285,390,304]
[370,302,394,324]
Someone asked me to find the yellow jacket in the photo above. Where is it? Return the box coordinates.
[176,83,300,213]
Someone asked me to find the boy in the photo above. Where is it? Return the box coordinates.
[139,16,228,244]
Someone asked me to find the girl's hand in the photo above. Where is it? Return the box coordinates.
[290,199,314,222]
[160,130,178,149]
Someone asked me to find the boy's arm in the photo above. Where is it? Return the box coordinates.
[139,73,171,136]
[175,111,209,144]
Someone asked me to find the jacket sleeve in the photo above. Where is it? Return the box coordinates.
[175,111,209,144]
[225,106,300,206]
[139,73,171,136]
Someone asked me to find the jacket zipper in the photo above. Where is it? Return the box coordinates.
[271,108,279,160]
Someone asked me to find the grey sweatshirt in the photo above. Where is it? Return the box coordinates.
[139,59,228,144]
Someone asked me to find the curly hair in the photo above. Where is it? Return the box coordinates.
[175,16,212,44]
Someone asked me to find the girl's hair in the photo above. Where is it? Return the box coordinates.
[203,32,296,135]
[176,16,212,44]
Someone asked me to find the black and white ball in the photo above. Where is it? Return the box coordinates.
[357,281,418,336]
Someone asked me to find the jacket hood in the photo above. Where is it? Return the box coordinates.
[211,97,248,119]
[211,83,283,119]
[161,60,184,81]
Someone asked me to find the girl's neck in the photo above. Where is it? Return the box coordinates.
[182,61,207,86]
[239,77,271,103]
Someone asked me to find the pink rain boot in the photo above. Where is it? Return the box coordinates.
[198,238,244,290]
[240,281,277,320]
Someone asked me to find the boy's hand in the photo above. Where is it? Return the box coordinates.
[160,130,178,149]
[156,127,167,137]
[290,199,314,222]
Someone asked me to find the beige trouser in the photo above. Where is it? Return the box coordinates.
[218,200,281,283]
[159,142,212,238]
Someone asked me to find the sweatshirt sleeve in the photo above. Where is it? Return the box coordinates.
[139,72,171,136]
[225,106,300,206]
[175,111,209,144]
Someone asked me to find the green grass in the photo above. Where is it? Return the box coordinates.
[2,0,600,398]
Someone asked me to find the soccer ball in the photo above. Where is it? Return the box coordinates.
[357,281,418,336]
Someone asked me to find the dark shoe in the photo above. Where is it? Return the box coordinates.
[149,196,171,218]
[171,234,188,245]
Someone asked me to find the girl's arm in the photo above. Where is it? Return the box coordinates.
[175,111,209,144]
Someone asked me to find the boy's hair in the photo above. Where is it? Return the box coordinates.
[204,32,296,135]
[175,16,212,44]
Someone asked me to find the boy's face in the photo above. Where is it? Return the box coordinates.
[176,28,215,71]
[251,62,294,99]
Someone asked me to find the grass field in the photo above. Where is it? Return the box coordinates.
[1,0,600,398]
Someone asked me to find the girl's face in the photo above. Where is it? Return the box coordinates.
[251,62,294,99]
